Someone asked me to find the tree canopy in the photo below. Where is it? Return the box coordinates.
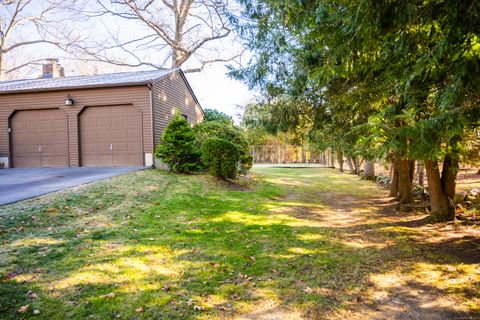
[203,108,234,124]
[231,0,480,221]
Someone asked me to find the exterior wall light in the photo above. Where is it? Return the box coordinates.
[64,94,74,106]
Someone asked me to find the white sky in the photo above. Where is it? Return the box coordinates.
[186,63,254,122]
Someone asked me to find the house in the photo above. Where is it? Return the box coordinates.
[0,60,204,168]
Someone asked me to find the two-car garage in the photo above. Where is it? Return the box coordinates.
[9,105,143,167]
[0,68,204,168]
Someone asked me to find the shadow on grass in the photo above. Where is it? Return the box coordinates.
[0,169,478,319]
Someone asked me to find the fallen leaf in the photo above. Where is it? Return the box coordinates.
[161,284,170,291]
[193,305,205,311]
[101,292,116,299]
[17,305,29,314]
[135,307,144,313]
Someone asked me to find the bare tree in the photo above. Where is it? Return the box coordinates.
[0,0,81,80]
[73,0,243,73]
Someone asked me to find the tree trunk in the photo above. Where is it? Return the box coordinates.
[346,157,354,172]
[397,158,413,204]
[417,161,424,187]
[425,159,455,221]
[352,157,360,175]
[390,161,399,197]
[330,148,335,168]
[337,150,344,172]
[0,53,5,81]
[409,160,415,185]
[441,154,458,200]
[364,160,375,180]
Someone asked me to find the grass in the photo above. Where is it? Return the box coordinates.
[0,167,479,319]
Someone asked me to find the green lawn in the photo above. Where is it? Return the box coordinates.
[0,167,478,319]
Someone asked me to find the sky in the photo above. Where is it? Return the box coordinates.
[186,63,254,122]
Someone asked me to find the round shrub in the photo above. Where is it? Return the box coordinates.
[194,121,248,153]
[239,154,253,176]
[155,114,202,173]
[202,138,240,179]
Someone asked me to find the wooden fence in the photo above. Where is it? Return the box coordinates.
[250,145,334,165]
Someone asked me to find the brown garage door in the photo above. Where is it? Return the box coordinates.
[80,105,143,166]
[11,109,68,168]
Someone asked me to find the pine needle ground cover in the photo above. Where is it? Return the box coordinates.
[0,168,478,319]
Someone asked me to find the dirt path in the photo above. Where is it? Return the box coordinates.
[237,173,480,320]
[319,192,479,320]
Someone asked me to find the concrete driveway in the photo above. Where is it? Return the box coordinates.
[0,166,146,206]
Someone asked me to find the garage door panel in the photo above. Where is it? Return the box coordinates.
[96,108,111,115]
[42,144,66,154]
[14,121,26,130]
[14,146,27,154]
[111,117,126,126]
[55,144,67,153]
[39,120,52,129]
[12,133,26,144]
[128,129,142,138]
[41,145,55,153]
[129,118,142,125]
[80,105,142,166]
[97,155,112,164]
[128,146,142,153]
[96,129,110,137]
[82,144,97,153]
[11,109,68,168]
[111,129,126,139]
[54,133,68,141]
[27,145,39,153]
[27,133,40,143]
[82,155,97,164]
[54,119,65,127]
[112,154,126,163]
[113,142,127,151]
[41,157,55,166]
[26,120,38,129]
[96,118,111,126]
[97,142,110,151]
[40,132,54,141]
[82,131,96,139]
[21,156,41,167]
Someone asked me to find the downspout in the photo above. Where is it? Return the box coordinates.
[148,83,155,168]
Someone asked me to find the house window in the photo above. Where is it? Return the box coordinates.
[181,114,189,122]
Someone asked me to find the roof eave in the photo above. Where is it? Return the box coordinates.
[0,81,155,95]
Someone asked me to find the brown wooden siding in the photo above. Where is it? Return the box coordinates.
[152,71,204,149]
[0,85,152,167]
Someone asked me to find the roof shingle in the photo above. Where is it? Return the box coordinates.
[0,69,176,94]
